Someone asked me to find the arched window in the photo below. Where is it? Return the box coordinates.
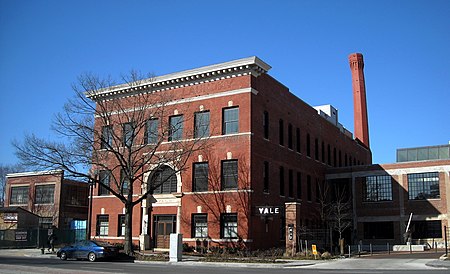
[150,166,177,194]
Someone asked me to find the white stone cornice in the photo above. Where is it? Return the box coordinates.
[87,56,271,100]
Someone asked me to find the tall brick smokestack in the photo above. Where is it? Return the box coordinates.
[349,53,370,148]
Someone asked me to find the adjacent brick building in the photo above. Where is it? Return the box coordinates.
[88,55,372,250]
[5,170,89,229]
[327,145,450,247]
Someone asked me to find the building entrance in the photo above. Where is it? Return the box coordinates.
[153,215,176,249]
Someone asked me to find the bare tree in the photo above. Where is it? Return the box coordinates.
[329,185,352,255]
[13,71,209,255]
[189,150,251,249]
[0,164,24,207]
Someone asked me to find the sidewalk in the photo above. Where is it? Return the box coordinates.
[0,248,449,270]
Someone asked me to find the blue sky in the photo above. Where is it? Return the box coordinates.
[1,0,449,165]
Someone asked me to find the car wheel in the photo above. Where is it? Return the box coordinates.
[60,252,67,260]
[88,252,96,262]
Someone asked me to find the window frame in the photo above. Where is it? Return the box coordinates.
[193,162,209,192]
[279,166,285,196]
[263,161,269,193]
[10,186,29,205]
[220,213,238,239]
[101,125,113,149]
[169,115,184,141]
[194,111,210,138]
[98,170,111,196]
[122,122,134,147]
[151,166,178,194]
[408,172,440,200]
[192,214,208,238]
[263,111,269,139]
[222,107,239,135]
[35,184,55,204]
[118,214,126,236]
[362,175,393,202]
[96,215,109,236]
[145,118,159,144]
[221,160,238,190]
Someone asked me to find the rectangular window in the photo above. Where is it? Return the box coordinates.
[96,215,109,236]
[322,142,325,163]
[279,166,285,196]
[288,169,293,198]
[411,220,442,238]
[315,180,323,203]
[327,144,331,165]
[221,160,238,190]
[306,134,311,157]
[363,175,393,202]
[118,214,125,236]
[193,162,209,192]
[363,222,394,239]
[408,172,440,200]
[101,126,112,149]
[333,147,337,167]
[296,128,301,153]
[314,138,319,160]
[98,170,110,196]
[35,185,55,204]
[66,185,88,206]
[307,175,312,201]
[120,170,129,195]
[192,214,208,238]
[10,186,29,205]
[145,118,158,144]
[263,111,269,139]
[279,119,284,146]
[263,161,269,193]
[169,115,184,141]
[296,172,302,199]
[222,107,239,134]
[288,124,293,149]
[194,111,210,138]
[221,213,238,239]
[122,122,134,147]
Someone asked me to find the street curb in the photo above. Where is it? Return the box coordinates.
[133,259,318,268]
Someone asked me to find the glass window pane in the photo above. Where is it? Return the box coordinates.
[223,108,239,135]
[195,112,210,138]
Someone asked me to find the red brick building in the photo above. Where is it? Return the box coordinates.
[88,55,372,250]
[5,170,89,229]
[327,145,450,247]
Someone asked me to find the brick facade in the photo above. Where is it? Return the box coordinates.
[5,170,88,229]
[88,56,372,250]
[327,160,450,246]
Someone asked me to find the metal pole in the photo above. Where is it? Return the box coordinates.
[387,242,390,255]
[370,243,373,256]
[445,226,448,257]
[348,245,351,258]
[87,180,94,240]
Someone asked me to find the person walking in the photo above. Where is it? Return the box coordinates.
[47,232,57,252]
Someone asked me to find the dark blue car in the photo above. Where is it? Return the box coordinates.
[57,240,119,262]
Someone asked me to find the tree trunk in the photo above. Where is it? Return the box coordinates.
[339,238,345,256]
[124,202,134,255]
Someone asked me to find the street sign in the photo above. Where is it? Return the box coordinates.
[254,206,283,216]
[312,244,318,255]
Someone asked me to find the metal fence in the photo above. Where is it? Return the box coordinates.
[0,228,86,249]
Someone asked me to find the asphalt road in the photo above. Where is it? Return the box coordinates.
[0,255,448,274]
